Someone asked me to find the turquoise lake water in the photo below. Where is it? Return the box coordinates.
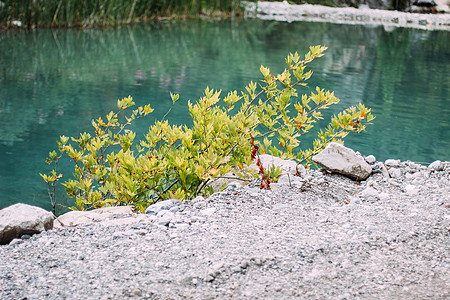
[1,19,449,212]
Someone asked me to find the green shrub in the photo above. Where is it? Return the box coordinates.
[41,46,374,214]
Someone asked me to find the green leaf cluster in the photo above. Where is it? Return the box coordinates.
[41,46,374,213]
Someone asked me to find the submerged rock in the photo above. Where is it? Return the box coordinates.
[312,142,372,180]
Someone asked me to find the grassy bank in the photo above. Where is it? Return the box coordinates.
[0,0,249,28]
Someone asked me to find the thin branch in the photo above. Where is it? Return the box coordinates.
[127,0,138,24]
[157,179,180,200]
[214,176,253,182]
[162,101,176,122]
[52,0,63,26]
[196,178,210,195]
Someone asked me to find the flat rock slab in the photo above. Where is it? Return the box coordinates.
[54,206,136,228]
[312,142,372,180]
[0,203,53,245]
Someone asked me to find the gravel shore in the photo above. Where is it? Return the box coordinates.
[244,1,450,31]
[1,159,449,299]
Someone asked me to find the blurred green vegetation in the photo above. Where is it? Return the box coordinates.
[0,0,248,28]
[0,0,419,29]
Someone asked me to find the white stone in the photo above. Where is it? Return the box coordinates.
[200,207,216,217]
[272,203,290,210]
[379,192,390,201]
[312,142,372,180]
[428,160,444,171]
[250,216,268,226]
[54,206,134,228]
[412,178,423,185]
[277,174,303,184]
[360,187,380,199]
[267,183,280,191]
[405,184,419,196]
[411,172,421,179]
[380,163,389,177]
[366,179,377,188]
[0,203,54,245]
[296,164,307,177]
[8,238,23,246]
[192,196,205,203]
[145,199,180,215]
[158,210,174,226]
[175,223,190,231]
[190,216,205,223]
[365,155,376,164]
[435,0,450,12]
[388,168,402,178]
[208,173,250,193]
[157,210,174,218]
[104,215,147,226]
[407,161,421,170]
[54,211,93,228]
[373,162,390,177]
[385,159,401,167]
[226,181,243,190]
[193,202,205,210]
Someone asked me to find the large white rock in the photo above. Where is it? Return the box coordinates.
[312,142,372,180]
[435,0,450,12]
[54,206,134,228]
[0,203,54,244]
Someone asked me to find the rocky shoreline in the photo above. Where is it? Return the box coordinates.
[1,144,449,299]
[243,1,450,31]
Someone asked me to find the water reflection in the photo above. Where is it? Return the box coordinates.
[0,19,448,211]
